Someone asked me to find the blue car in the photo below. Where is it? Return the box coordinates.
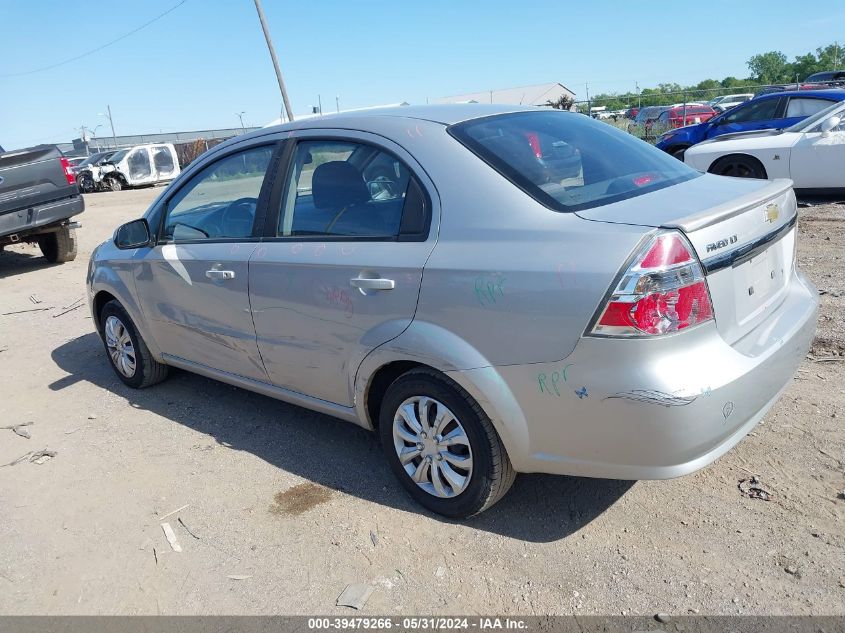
[656,89,845,158]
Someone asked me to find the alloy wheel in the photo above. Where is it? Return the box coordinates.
[104,315,136,378]
[392,396,473,498]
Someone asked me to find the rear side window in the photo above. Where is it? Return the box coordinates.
[449,111,699,213]
[152,146,176,176]
[277,140,424,239]
[786,98,834,118]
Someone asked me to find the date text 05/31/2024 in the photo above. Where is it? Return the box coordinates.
[308,617,528,630]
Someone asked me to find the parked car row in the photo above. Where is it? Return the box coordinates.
[685,99,845,193]
[656,89,845,159]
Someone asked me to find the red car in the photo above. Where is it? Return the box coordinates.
[656,105,717,129]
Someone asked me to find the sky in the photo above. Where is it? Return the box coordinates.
[1,0,844,150]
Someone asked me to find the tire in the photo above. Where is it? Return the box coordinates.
[106,176,123,191]
[77,174,94,193]
[99,300,169,389]
[38,227,77,263]
[709,155,767,179]
[379,368,516,518]
[670,146,689,161]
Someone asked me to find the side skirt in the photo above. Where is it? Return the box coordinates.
[161,353,363,427]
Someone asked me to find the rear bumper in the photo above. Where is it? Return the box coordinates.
[456,268,818,479]
[0,195,84,242]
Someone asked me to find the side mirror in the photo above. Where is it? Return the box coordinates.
[114,218,151,249]
[820,116,841,136]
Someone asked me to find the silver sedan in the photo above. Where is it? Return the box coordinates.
[87,105,818,517]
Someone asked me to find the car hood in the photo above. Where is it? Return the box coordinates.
[575,173,792,232]
[698,128,784,145]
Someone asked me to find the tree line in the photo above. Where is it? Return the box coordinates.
[583,42,844,111]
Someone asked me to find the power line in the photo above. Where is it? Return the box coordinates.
[0,0,188,78]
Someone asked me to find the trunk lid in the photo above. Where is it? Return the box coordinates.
[577,174,797,345]
[0,145,77,217]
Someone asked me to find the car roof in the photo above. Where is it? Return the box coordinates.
[756,88,845,100]
[271,104,537,132]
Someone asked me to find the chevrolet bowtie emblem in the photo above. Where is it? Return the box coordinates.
[765,203,779,223]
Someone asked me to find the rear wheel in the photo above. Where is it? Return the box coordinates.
[709,155,767,179]
[99,300,168,388]
[106,176,124,191]
[38,227,77,263]
[379,368,515,518]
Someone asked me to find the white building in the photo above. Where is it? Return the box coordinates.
[435,82,575,107]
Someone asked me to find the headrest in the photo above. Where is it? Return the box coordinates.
[312,161,370,210]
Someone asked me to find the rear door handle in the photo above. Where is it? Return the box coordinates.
[349,277,395,291]
[206,269,235,280]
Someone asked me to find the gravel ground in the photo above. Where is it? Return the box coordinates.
[0,188,842,616]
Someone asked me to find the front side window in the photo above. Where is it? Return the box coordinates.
[128,148,152,179]
[786,97,834,118]
[162,145,274,241]
[723,98,780,123]
[277,140,413,238]
[449,111,699,213]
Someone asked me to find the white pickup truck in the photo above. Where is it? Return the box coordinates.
[97,143,181,191]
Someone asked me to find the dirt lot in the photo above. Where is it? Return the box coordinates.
[0,188,843,616]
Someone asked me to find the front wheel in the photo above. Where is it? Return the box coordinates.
[379,368,515,518]
[709,155,767,179]
[106,176,124,191]
[99,300,169,388]
[670,146,689,161]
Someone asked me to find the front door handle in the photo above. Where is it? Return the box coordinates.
[350,277,395,291]
[206,269,235,281]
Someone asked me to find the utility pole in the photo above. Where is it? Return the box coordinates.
[318,94,322,115]
[336,94,340,113]
[98,106,118,149]
[585,83,591,116]
[78,125,90,155]
[636,82,641,109]
[107,105,117,149]
[236,111,246,131]
[253,0,294,122]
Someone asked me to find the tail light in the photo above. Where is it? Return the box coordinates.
[59,157,76,186]
[589,230,714,337]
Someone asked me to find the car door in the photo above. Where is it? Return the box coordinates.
[789,116,845,189]
[249,131,438,407]
[134,143,278,381]
[705,96,785,139]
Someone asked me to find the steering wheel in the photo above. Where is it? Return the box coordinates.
[221,197,258,238]
[368,175,398,200]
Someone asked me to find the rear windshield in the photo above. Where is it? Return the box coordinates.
[448,111,700,213]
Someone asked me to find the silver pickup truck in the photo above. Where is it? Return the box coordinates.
[0,144,85,263]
